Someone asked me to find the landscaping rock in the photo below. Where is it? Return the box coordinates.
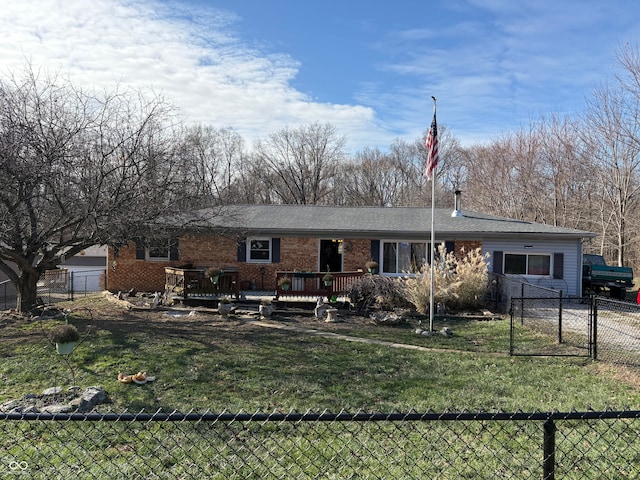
[75,386,106,412]
[41,404,74,414]
[440,327,453,337]
[42,387,62,396]
[370,311,403,325]
[0,386,107,414]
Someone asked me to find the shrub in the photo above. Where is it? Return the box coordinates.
[348,274,406,314]
[404,244,489,314]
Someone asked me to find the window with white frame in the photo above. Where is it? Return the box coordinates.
[504,253,551,276]
[382,241,427,274]
[247,238,271,262]
[146,240,170,261]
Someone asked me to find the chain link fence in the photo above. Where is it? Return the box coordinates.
[1,410,640,479]
[510,293,640,367]
[0,270,105,311]
[489,273,570,313]
[35,269,106,306]
[510,295,592,357]
[592,297,640,366]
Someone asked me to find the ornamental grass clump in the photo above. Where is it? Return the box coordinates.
[404,244,489,314]
[451,247,490,310]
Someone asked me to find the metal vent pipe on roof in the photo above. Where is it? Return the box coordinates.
[452,190,463,217]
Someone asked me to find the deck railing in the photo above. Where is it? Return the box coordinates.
[275,271,364,300]
[165,267,240,300]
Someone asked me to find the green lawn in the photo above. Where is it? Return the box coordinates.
[3,294,640,478]
[1,293,638,413]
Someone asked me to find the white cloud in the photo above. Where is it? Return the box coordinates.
[366,0,637,146]
[0,0,382,151]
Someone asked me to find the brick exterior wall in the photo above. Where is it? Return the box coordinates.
[105,236,481,293]
[106,243,171,293]
[344,239,373,271]
[454,240,482,258]
[106,235,375,293]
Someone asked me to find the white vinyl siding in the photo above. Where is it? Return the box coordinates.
[483,238,583,296]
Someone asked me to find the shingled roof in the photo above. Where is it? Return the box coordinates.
[172,204,594,240]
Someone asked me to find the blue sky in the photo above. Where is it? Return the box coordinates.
[1,0,638,152]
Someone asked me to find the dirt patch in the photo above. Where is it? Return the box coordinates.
[0,293,385,347]
[0,291,492,341]
[96,291,383,335]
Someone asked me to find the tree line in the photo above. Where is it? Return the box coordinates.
[2,44,640,312]
[182,44,640,272]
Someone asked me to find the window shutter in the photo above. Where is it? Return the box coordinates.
[169,238,179,261]
[493,251,503,274]
[553,253,564,279]
[237,238,247,262]
[135,240,146,260]
[445,241,455,254]
[370,240,380,263]
[272,238,281,263]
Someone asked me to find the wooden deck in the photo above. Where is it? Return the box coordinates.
[165,268,364,305]
[165,267,240,300]
[275,271,364,301]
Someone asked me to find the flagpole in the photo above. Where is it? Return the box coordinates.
[429,97,436,332]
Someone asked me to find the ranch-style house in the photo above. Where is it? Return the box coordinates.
[105,195,594,299]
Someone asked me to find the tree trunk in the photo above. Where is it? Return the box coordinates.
[16,269,41,314]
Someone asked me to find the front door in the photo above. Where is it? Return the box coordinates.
[319,239,343,273]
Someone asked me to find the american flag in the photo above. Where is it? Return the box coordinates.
[425,111,439,180]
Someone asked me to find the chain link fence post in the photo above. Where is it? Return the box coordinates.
[557,290,563,344]
[543,418,556,479]
[592,296,598,361]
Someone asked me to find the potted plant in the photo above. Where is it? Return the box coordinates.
[322,272,334,286]
[365,260,379,274]
[51,323,80,355]
[205,267,222,284]
[278,276,292,291]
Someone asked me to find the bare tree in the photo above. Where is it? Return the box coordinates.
[461,135,536,219]
[581,80,640,266]
[0,66,184,312]
[227,152,274,204]
[389,138,429,206]
[178,125,245,206]
[537,114,592,229]
[336,147,406,206]
[253,122,345,205]
[429,129,466,196]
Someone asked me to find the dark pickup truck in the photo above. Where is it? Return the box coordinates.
[582,254,634,299]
